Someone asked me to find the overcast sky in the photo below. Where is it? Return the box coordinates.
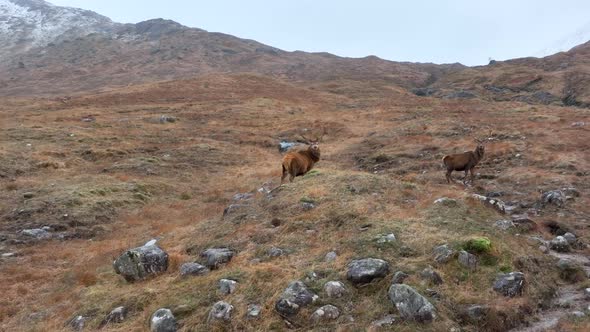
[50,0,590,66]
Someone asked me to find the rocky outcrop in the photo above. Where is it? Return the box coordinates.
[346,258,389,285]
[492,272,525,297]
[388,284,436,322]
[201,248,234,269]
[150,309,177,332]
[275,281,318,316]
[113,244,169,282]
[180,262,209,276]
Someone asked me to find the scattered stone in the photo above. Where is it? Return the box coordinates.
[471,194,506,213]
[68,315,86,331]
[539,245,549,254]
[113,244,169,282]
[159,115,177,123]
[301,202,316,210]
[444,90,477,99]
[486,191,504,198]
[325,251,337,262]
[150,308,177,332]
[420,266,443,285]
[392,271,409,284]
[571,121,586,127]
[412,87,438,96]
[370,315,397,327]
[275,281,318,316]
[180,263,209,277]
[511,215,537,232]
[100,306,127,326]
[208,301,234,322]
[201,248,234,269]
[21,228,52,240]
[23,192,34,199]
[346,258,390,285]
[268,247,285,257]
[247,304,261,319]
[433,244,455,264]
[570,311,585,318]
[219,279,238,295]
[324,281,346,298]
[549,236,571,253]
[458,250,478,270]
[223,204,246,217]
[492,272,525,297]
[465,305,489,322]
[310,305,340,323]
[388,284,436,322]
[1,252,16,258]
[563,232,577,245]
[232,192,254,201]
[494,219,515,231]
[376,233,396,244]
[434,197,457,206]
[541,190,567,207]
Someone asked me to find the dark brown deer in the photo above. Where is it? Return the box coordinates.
[442,142,485,184]
[280,129,326,184]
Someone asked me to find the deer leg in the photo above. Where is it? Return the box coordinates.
[281,166,288,184]
[446,170,452,183]
[289,174,295,182]
[462,170,469,185]
[470,168,476,183]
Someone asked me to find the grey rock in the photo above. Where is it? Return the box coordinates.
[563,232,577,245]
[444,90,477,99]
[324,281,346,298]
[23,192,35,199]
[21,228,52,240]
[180,263,209,276]
[433,197,457,206]
[539,245,549,254]
[1,252,16,258]
[247,304,261,319]
[492,272,525,297]
[370,315,397,327]
[570,311,585,318]
[201,248,234,269]
[347,258,389,284]
[208,301,234,322]
[471,194,506,214]
[465,305,489,322]
[433,244,455,264]
[113,245,169,282]
[325,251,337,262]
[150,308,177,332]
[232,192,254,202]
[69,315,86,331]
[274,281,318,316]
[549,236,571,252]
[494,219,515,230]
[541,190,567,207]
[219,279,238,295]
[392,271,409,284]
[388,284,436,322]
[159,115,177,123]
[223,204,246,217]
[376,233,396,243]
[301,202,316,210]
[420,266,443,285]
[412,88,438,97]
[268,247,285,257]
[101,306,127,326]
[458,250,478,270]
[310,305,340,323]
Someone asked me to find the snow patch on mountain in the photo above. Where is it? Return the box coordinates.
[0,0,117,59]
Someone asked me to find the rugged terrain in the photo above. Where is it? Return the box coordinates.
[1,1,590,332]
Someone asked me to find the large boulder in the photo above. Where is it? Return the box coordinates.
[207,301,234,322]
[274,281,318,316]
[324,281,346,298]
[201,248,234,269]
[492,272,525,297]
[180,263,209,276]
[113,244,169,282]
[388,284,436,322]
[549,236,571,253]
[346,258,389,284]
[150,309,177,332]
[433,244,456,264]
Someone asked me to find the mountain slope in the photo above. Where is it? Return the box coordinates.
[0,0,118,60]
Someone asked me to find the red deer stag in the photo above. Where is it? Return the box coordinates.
[281,129,326,184]
[442,140,486,184]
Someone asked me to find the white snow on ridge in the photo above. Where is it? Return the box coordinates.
[0,0,116,59]
[535,21,590,57]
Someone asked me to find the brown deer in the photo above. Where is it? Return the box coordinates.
[280,129,326,184]
[442,141,485,184]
